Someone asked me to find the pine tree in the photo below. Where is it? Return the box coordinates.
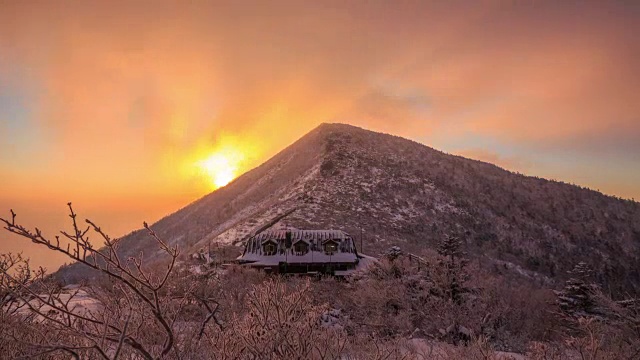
[555,262,598,316]
[385,246,403,261]
[437,235,467,304]
[438,235,463,260]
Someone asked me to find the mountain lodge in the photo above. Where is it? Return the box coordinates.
[237,229,367,276]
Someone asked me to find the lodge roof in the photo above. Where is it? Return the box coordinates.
[253,230,350,243]
[238,229,359,267]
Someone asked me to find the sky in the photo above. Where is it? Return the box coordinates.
[1,1,639,270]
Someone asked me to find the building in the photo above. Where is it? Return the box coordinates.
[237,229,368,276]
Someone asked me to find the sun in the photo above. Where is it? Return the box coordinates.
[189,134,258,191]
[195,144,247,189]
[197,153,237,188]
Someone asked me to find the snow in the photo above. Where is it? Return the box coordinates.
[8,289,101,321]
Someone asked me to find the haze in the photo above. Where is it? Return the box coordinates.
[1,1,639,270]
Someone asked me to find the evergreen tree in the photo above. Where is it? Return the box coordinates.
[437,235,467,304]
[438,234,463,260]
[385,246,403,261]
[555,262,599,316]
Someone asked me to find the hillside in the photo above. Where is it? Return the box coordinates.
[56,123,640,294]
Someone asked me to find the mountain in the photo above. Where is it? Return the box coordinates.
[56,123,640,294]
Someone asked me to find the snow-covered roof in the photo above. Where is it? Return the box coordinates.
[238,229,360,267]
[252,229,350,243]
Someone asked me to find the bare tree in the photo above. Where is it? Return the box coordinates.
[0,203,217,359]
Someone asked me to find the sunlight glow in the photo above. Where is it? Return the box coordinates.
[191,136,254,190]
[183,133,263,192]
[197,153,237,188]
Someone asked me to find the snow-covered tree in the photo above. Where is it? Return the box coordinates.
[437,235,468,304]
[384,246,403,261]
[555,262,599,316]
[438,234,463,260]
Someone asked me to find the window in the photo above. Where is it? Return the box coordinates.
[324,241,338,255]
[263,242,277,255]
[294,242,309,255]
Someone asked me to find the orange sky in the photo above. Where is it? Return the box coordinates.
[1,1,639,270]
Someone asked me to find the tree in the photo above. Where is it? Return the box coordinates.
[384,246,403,261]
[437,235,467,304]
[555,262,599,316]
[0,204,220,359]
[437,234,463,260]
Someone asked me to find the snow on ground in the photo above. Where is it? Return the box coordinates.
[8,289,101,321]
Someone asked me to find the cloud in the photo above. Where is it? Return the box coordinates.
[0,1,637,218]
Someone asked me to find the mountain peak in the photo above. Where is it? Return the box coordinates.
[55,124,640,295]
[305,122,400,147]
[315,122,370,133]
[314,122,362,130]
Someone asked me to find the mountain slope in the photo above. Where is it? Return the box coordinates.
[56,123,640,294]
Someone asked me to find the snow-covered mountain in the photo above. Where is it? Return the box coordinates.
[56,123,640,294]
